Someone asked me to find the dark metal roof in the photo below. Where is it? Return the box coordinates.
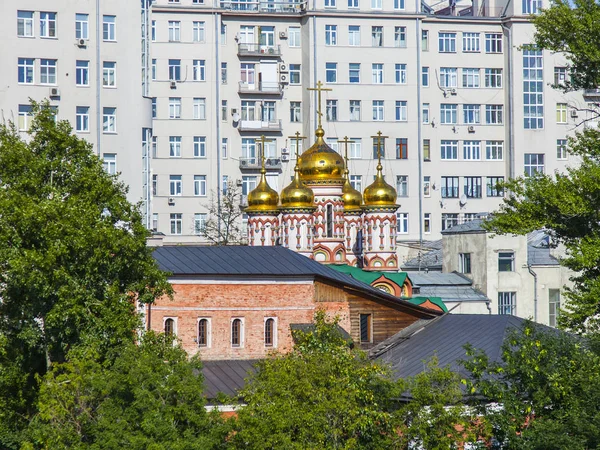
[402,248,443,271]
[371,314,528,380]
[440,218,486,235]
[527,230,560,266]
[202,359,259,399]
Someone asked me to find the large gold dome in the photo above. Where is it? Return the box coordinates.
[342,171,363,212]
[281,164,315,209]
[246,170,279,213]
[363,163,397,207]
[298,127,345,183]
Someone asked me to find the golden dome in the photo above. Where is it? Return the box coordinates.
[342,171,363,212]
[281,164,315,209]
[297,127,345,183]
[246,169,279,213]
[363,162,397,207]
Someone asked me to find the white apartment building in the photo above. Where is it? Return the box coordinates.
[0,1,153,223]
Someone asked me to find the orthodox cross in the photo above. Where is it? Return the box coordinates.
[307,81,332,128]
[370,131,389,164]
[288,131,307,160]
[338,136,355,168]
[255,135,274,170]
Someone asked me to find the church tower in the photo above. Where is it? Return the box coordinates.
[339,137,364,267]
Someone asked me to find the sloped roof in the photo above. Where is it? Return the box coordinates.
[527,230,560,266]
[328,264,408,290]
[401,240,443,271]
[202,359,258,399]
[440,218,486,235]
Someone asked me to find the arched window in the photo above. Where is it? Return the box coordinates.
[164,318,175,336]
[198,319,209,347]
[326,204,334,238]
[264,318,275,347]
[231,318,242,347]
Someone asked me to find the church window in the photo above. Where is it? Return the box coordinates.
[264,318,275,347]
[326,204,334,238]
[231,318,243,347]
[359,314,372,343]
[198,318,210,347]
[164,318,176,336]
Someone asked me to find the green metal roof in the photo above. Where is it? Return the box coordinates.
[407,296,448,313]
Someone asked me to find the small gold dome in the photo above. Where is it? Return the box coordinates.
[363,163,397,207]
[342,171,363,212]
[298,127,345,183]
[281,165,315,209]
[246,170,279,213]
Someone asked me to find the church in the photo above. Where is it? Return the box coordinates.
[245,83,400,272]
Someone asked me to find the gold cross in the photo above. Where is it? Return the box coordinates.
[288,131,307,160]
[370,131,389,164]
[255,135,275,170]
[338,136,355,168]
[307,81,332,129]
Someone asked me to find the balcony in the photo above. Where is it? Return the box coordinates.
[221,0,307,12]
[239,157,282,171]
[238,44,281,57]
[238,81,282,95]
[238,119,282,132]
[583,89,600,101]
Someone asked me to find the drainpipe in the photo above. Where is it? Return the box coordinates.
[95,0,101,156]
[501,22,515,180]
[415,0,423,271]
[528,265,538,322]
[215,12,222,238]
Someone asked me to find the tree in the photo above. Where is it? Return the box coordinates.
[25,333,227,450]
[202,181,247,245]
[0,102,171,446]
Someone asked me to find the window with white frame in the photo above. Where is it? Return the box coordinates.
[193,136,206,157]
[556,103,567,124]
[487,176,504,197]
[76,106,89,132]
[462,68,480,88]
[103,15,116,41]
[396,175,408,197]
[349,139,361,158]
[423,176,431,197]
[103,61,116,87]
[40,59,57,84]
[440,67,457,88]
[264,317,277,347]
[554,67,567,86]
[289,27,300,47]
[498,292,516,315]
[424,213,431,233]
[151,20,156,41]
[193,21,205,42]
[18,58,34,84]
[459,253,471,273]
[102,107,116,133]
[372,0,382,8]
[221,62,227,84]
[152,213,158,231]
[194,175,207,196]
[349,100,361,121]
[438,32,456,52]
[221,138,228,159]
[325,0,337,6]
[40,12,57,38]
[169,97,181,119]
[349,0,359,7]
[75,60,89,86]
[440,104,457,124]
[440,140,458,160]
[557,139,568,160]
[170,214,182,235]
[231,318,244,347]
[290,102,301,122]
[193,60,206,81]
[462,32,480,52]
[395,64,407,84]
[151,59,156,80]
[193,98,206,120]
[486,105,503,124]
[348,25,360,45]
[441,213,459,230]
[395,0,405,8]
[397,213,409,234]
[326,62,337,83]
[524,153,544,176]
[325,25,337,45]
[522,0,542,14]
[170,175,182,196]
[372,100,384,121]
[395,101,407,121]
[350,175,362,191]
[485,68,502,88]
[422,103,430,124]
[349,63,360,83]
[394,27,406,47]
[76,14,89,39]
[422,67,429,87]
[197,317,210,346]
[103,154,117,175]
[463,140,481,160]
[486,140,503,160]
[326,100,338,121]
[168,21,180,41]
[169,136,182,157]
[523,48,544,129]
[372,63,384,84]
[290,64,301,84]
[549,289,560,327]
[17,11,34,37]
[464,176,482,198]
[463,104,480,124]
[372,26,383,47]
[241,101,256,120]
[485,33,502,53]
[498,252,515,271]
[168,59,181,81]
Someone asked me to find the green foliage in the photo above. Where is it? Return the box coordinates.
[25,332,227,450]
[484,128,600,333]
[0,102,171,446]
[463,323,600,449]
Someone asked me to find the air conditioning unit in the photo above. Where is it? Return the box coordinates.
[278,63,288,73]
[281,147,289,155]
[281,154,290,162]
[468,125,475,133]
[76,38,87,47]
[266,158,281,167]
[49,87,60,97]
[279,31,287,39]
[240,159,249,167]
[170,80,177,89]
[570,110,579,118]
[236,179,243,186]
[450,88,457,95]
[279,73,288,84]
[168,197,175,205]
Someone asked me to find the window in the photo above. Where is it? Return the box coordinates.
[75,14,89,39]
[557,139,568,160]
[221,23,226,44]
[459,253,471,273]
[441,140,458,160]
[372,26,383,47]
[464,176,482,198]
[422,30,429,50]
[498,252,515,271]
[522,0,542,14]
[289,27,300,47]
[325,25,337,45]
[556,103,567,124]
[486,105,503,124]
[440,104,457,124]
[394,27,406,48]
[325,0,336,7]
[152,213,158,231]
[18,58,34,84]
[290,64,301,84]
[326,62,337,83]
[485,33,502,53]
[264,318,276,347]
[40,59,57,85]
[395,0,405,8]
[76,106,89,132]
[221,138,228,159]
[170,214,182,235]
[422,103,430,124]
[424,213,431,233]
[40,12,57,38]
[193,60,206,81]
[242,176,257,196]
[486,141,503,160]
[462,32,480,52]
[194,175,207,196]
[423,139,431,161]
[193,21,205,42]
[349,100,361,121]
[240,63,255,87]
[372,64,384,84]
[193,136,206,157]
[262,102,275,121]
[349,63,360,83]
[440,68,457,88]
[498,292,516,315]
[463,140,481,160]
[397,213,409,234]
[523,48,544,129]
[350,175,362,191]
[359,314,372,343]
[372,100,384,121]
[372,0,382,9]
[463,104,480,124]
[396,138,408,159]
[554,67,567,86]
[170,175,182,196]
[169,136,182,157]
[102,107,116,133]
[220,100,227,121]
[441,213,459,230]
[463,68,480,88]
[17,11,34,37]
[395,64,407,84]
[487,176,504,197]
[152,59,157,80]
[485,68,502,88]
[164,318,176,335]
[169,97,181,119]
[396,175,408,196]
[169,59,181,81]
[394,101,408,122]
[197,318,210,346]
[102,61,116,87]
[152,175,157,196]
[422,67,429,87]
[168,20,181,41]
[524,153,545,176]
[194,213,207,235]
[349,0,359,7]
[549,289,560,327]
[74,60,89,86]
[290,102,301,122]
[103,15,116,41]
[152,20,156,41]
[241,101,256,121]
[193,98,206,120]
[441,176,459,198]
[423,176,431,197]
[438,32,456,53]
[349,25,360,45]
[326,100,338,121]
[219,62,227,84]
[152,137,157,158]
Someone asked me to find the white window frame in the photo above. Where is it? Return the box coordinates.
[169,214,183,235]
[463,104,481,124]
[557,139,568,160]
[76,60,89,86]
[193,60,206,81]
[193,98,206,120]
[76,106,90,132]
[440,140,458,160]
[325,25,337,46]
[486,104,504,124]
[438,32,456,53]
[169,97,182,119]
[169,136,182,157]
[264,317,278,348]
[168,20,181,42]
[462,68,480,88]
[348,25,360,45]
[397,212,409,234]
[440,67,458,88]
[103,15,116,41]
[75,13,89,39]
[395,101,407,122]
[193,21,206,42]
[197,317,212,347]
[486,141,504,160]
[17,11,34,38]
[194,214,208,236]
[40,59,57,85]
[194,175,207,197]
[440,104,457,124]
[40,12,57,38]
[462,32,480,52]
[170,175,182,196]
[103,153,117,175]
[372,100,384,121]
[194,136,206,158]
[463,140,481,160]
[18,58,35,84]
[288,27,300,47]
[484,68,502,88]
[103,61,116,87]
[372,63,384,84]
[231,317,245,348]
[102,107,117,133]
[395,63,407,84]
[394,26,406,48]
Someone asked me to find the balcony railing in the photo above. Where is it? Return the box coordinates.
[583,89,600,100]
[239,157,282,171]
[238,81,282,95]
[221,0,307,12]
[238,119,282,131]
[238,44,281,57]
